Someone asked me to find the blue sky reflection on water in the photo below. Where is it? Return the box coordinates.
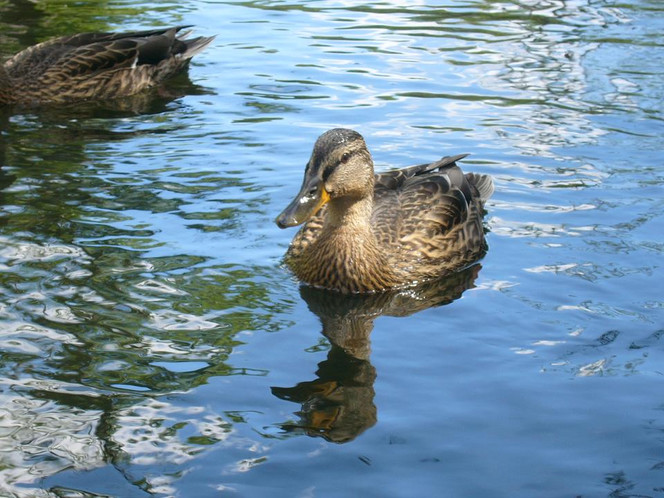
[0,0,663,496]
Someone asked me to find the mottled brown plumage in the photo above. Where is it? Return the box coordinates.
[276,128,494,293]
[0,26,214,105]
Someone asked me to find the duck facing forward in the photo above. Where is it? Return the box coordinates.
[0,26,214,105]
[276,128,494,293]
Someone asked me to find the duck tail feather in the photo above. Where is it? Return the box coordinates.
[466,173,494,202]
[181,35,216,59]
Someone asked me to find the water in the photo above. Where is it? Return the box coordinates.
[1,0,663,496]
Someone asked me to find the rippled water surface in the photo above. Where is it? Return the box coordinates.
[1,0,663,496]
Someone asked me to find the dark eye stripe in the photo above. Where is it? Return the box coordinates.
[321,149,356,182]
[322,165,334,182]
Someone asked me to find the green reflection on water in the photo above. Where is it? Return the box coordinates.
[0,15,290,487]
[0,0,663,495]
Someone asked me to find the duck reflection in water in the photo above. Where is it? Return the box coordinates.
[271,264,481,443]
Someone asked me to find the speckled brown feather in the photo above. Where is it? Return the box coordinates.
[280,129,494,293]
[1,26,214,105]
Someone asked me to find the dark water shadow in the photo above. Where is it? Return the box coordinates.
[0,108,16,209]
[272,264,481,443]
[0,75,213,233]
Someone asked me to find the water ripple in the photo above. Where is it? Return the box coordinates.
[0,0,662,495]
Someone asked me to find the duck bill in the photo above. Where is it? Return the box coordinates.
[276,175,330,228]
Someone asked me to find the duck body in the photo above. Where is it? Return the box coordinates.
[0,26,214,105]
[276,128,494,293]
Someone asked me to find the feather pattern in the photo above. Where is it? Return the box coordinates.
[276,129,494,293]
[1,26,215,105]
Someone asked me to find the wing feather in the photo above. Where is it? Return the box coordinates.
[5,26,205,81]
[372,157,474,251]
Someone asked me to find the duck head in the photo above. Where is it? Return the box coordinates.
[276,128,375,228]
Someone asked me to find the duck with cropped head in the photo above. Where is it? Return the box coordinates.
[0,26,214,106]
[276,128,494,294]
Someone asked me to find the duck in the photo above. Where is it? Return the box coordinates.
[0,26,214,105]
[276,128,494,293]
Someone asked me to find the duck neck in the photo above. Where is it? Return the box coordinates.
[324,195,374,232]
[311,193,398,292]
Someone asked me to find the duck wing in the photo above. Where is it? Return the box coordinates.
[372,155,493,252]
[7,27,210,80]
[3,27,214,104]
[374,154,469,191]
[372,155,466,245]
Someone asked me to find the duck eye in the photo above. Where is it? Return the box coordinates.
[340,152,351,164]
